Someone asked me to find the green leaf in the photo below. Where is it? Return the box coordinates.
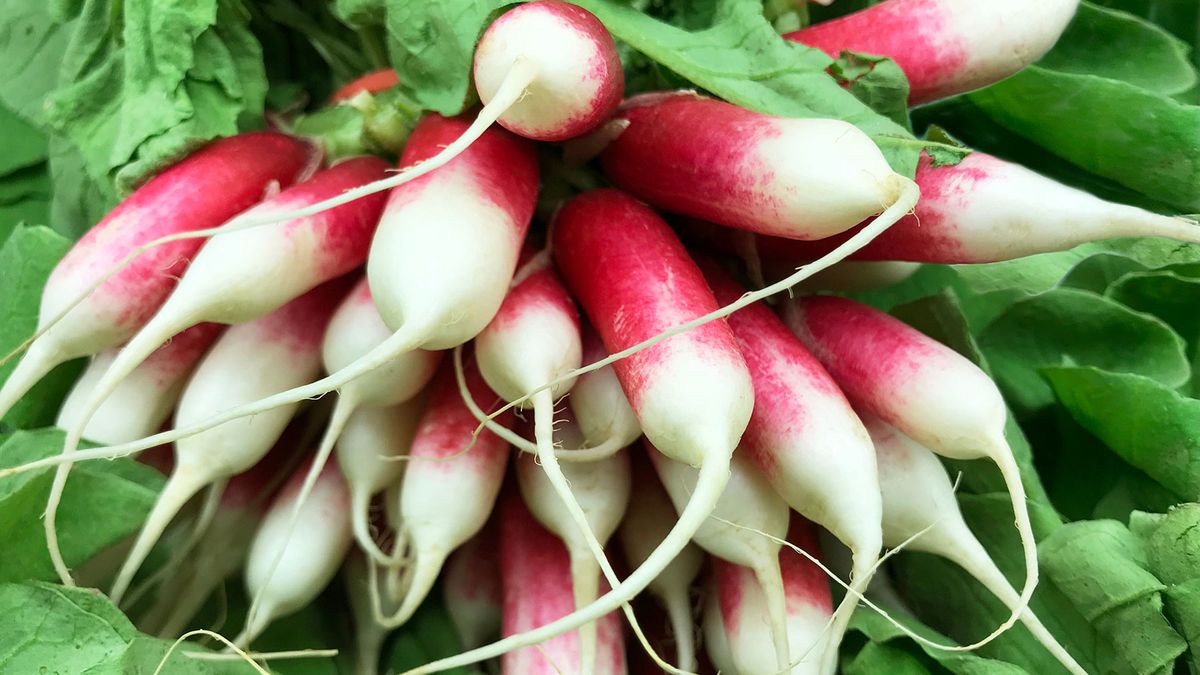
[0,428,164,583]
[387,593,472,675]
[42,0,269,195]
[1130,505,1200,669]
[979,288,1191,412]
[1059,253,1151,293]
[1107,270,1200,354]
[0,104,47,176]
[0,225,84,429]
[845,640,934,675]
[0,0,74,125]
[1045,367,1200,501]
[1040,519,1187,674]
[0,165,52,245]
[1090,0,1200,70]
[47,137,117,241]
[828,51,913,131]
[849,608,1030,674]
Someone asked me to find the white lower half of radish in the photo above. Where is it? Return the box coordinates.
[443,529,502,650]
[568,354,641,452]
[56,350,188,446]
[716,559,830,675]
[703,584,740,675]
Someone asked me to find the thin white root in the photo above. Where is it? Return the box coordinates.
[662,588,698,672]
[753,559,793,673]
[152,628,270,675]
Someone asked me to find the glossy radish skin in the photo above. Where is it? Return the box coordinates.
[237,459,354,647]
[618,456,704,673]
[382,360,513,627]
[444,524,503,650]
[473,1,623,141]
[863,413,1087,675]
[0,132,313,422]
[570,328,642,451]
[500,491,626,675]
[703,262,881,671]
[714,518,833,675]
[787,0,1079,105]
[330,69,400,102]
[732,153,1200,264]
[56,323,222,445]
[108,281,347,603]
[600,92,910,241]
[703,579,740,675]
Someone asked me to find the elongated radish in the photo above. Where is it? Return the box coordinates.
[345,550,398,675]
[56,323,222,445]
[236,457,354,647]
[786,0,1079,105]
[376,358,514,627]
[443,522,503,650]
[500,489,626,675]
[619,454,704,672]
[0,132,313,423]
[570,327,642,454]
[784,295,1037,649]
[516,429,631,675]
[331,69,400,102]
[107,280,348,604]
[702,262,881,673]
[862,412,1087,674]
[713,517,834,675]
[718,152,1200,265]
[702,580,740,675]
[649,443,793,672]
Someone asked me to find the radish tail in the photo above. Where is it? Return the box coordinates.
[110,470,214,603]
[570,554,601,675]
[352,485,401,566]
[232,602,276,649]
[753,558,793,673]
[0,338,64,420]
[377,549,446,628]
[662,586,697,672]
[819,552,878,675]
[400,456,731,675]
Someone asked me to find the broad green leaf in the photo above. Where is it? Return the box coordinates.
[979,288,1191,412]
[1045,367,1200,500]
[849,608,1029,675]
[845,641,934,675]
[1130,505,1200,669]
[1107,271,1200,353]
[0,225,83,429]
[0,104,47,175]
[1040,519,1187,674]
[1059,253,1151,293]
[0,0,74,125]
[828,51,912,131]
[0,428,164,582]
[0,165,52,244]
[388,594,472,674]
[1091,0,1200,69]
[47,137,117,240]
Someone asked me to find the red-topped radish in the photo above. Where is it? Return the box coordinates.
[570,327,642,454]
[444,523,503,650]
[330,69,400,102]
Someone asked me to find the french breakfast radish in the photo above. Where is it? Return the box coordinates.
[570,327,642,453]
[785,295,1037,650]
[713,518,835,675]
[56,323,222,445]
[703,583,739,675]
[618,454,704,673]
[330,69,401,102]
[443,522,503,650]
[649,443,793,672]
[107,280,349,604]
[0,132,313,424]
[500,489,626,675]
[862,412,1087,674]
[786,0,1079,105]
[702,262,882,672]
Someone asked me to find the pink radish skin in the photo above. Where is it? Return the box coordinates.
[516,426,631,675]
[0,132,314,425]
[107,280,348,604]
[703,579,739,675]
[443,524,503,650]
[56,323,222,445]
[500,490,626,675]
[703,262,881,674]
[648,442,793,671]
[862,413,1087,675]
[785,295,1038,651]
[618,455,704,673]
[786,0,1079,105]
[236,458,354,647]
[714,518,834,675]
[719,153,1200,264]
[378,360,514,628]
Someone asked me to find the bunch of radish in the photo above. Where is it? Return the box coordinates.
[5,0,1196,673]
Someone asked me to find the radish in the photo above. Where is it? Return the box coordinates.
[618,454,704,672]
[107,280,349,603]
[712,517,835,675]
[724,152,1200,264]
[786,0,1079,105]
[784,295,1038,650]
[515,426,631,675]
[375,358,514,628]
[702,583,739,675]
[648,442,793,672]
[345,550,399,675]
[861,412,1087,674]
[0,132,313,424]
[55,323,222,445]
[702,262,882,673]
[499,489,626,675]
[330,69,400,102]
[443,523,503,650]
[236,457,354,647]
[570,327,642,453]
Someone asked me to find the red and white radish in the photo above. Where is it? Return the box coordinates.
[56,323,222,445]
[713,518,834,675]
[443,523,503,650]
[786,0,1079,105]
[500,489,626,675]
[703,584,739,675]
[107,280,348,603]
[331,69,401,102]
[0,132,312,423]
[236,458,354,647]
[570,327,643,453]
[862,412,1087,674]
[702,262,882,672]
[618,455,704,672]
[649,443,793,672]
[376,359,514,627]
[785,295,1037,649]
